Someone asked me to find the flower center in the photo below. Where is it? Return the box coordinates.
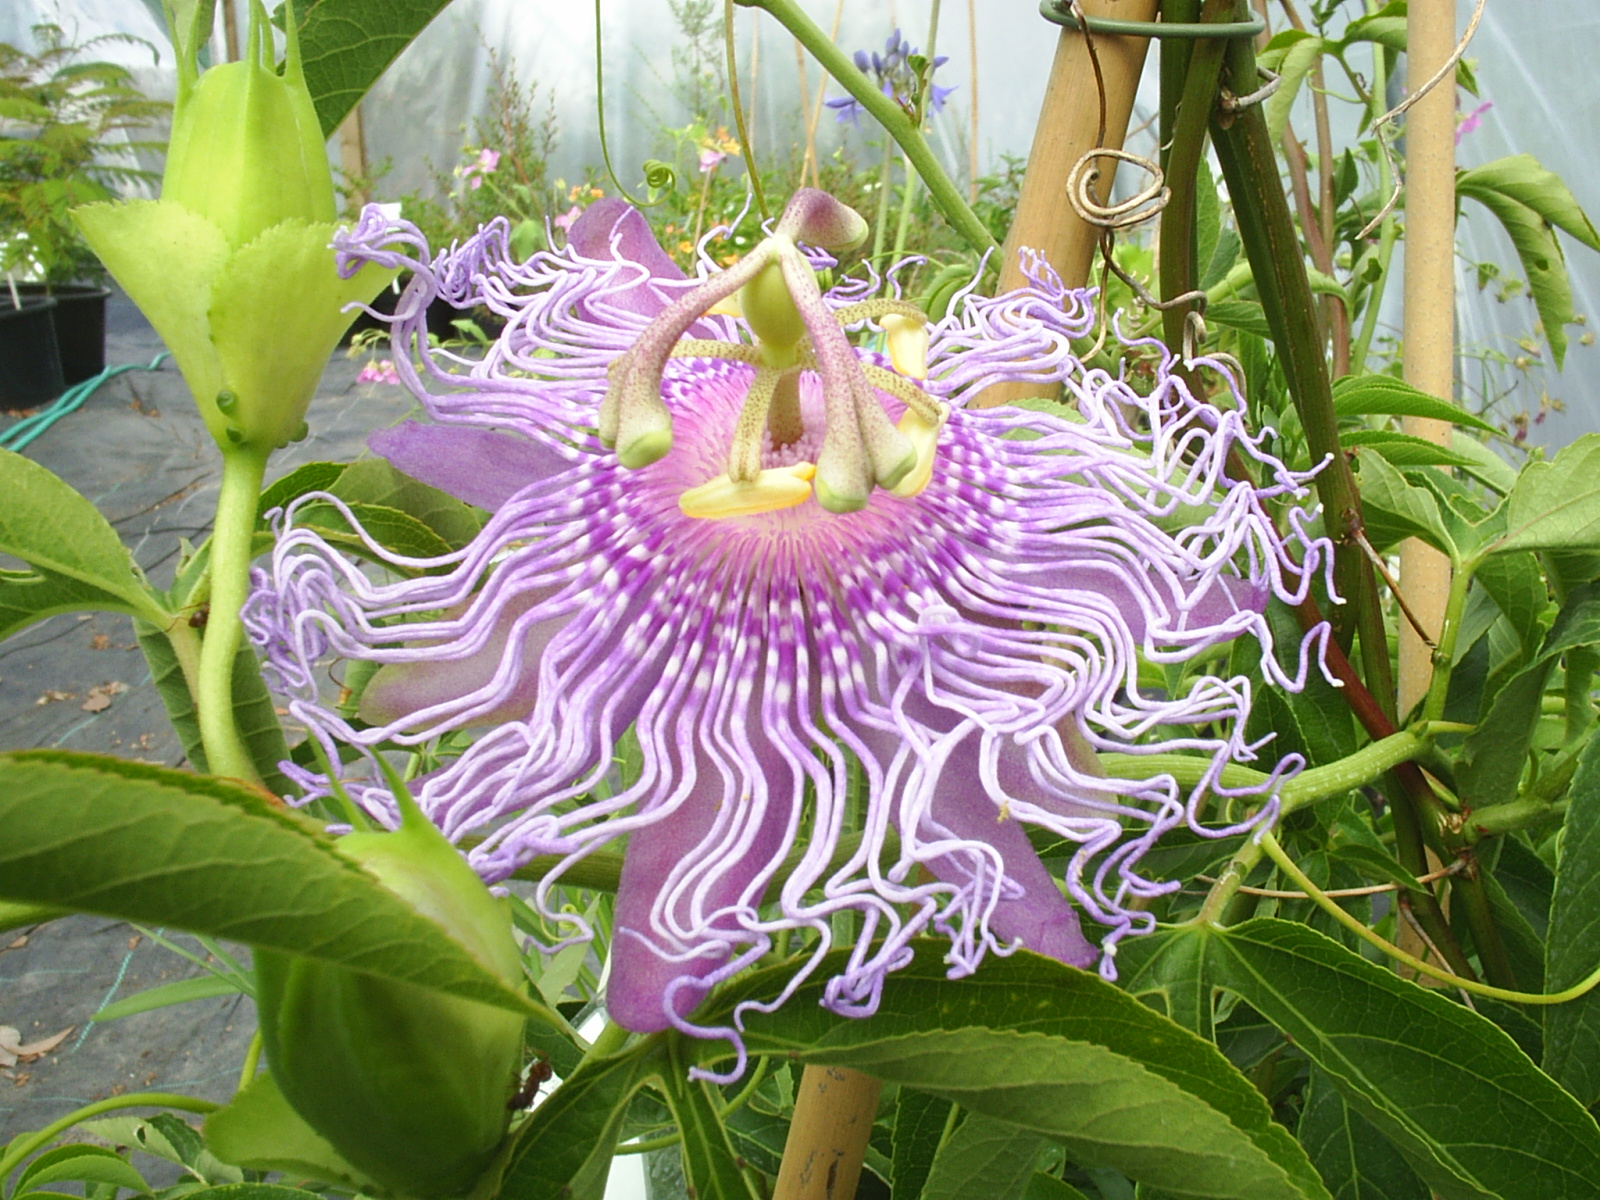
[597,190,949,521]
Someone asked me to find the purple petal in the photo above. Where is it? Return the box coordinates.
[368,421,571,511]
[568,198,686,285]
[359,589,568,728]
[923,759,1098,969]
[608,741,793,1032]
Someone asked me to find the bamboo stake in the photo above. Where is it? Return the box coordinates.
[772,1065,883,1200]
[1397,0,1456,717]
[996,0,1159,294]
[977,0,1159,407]
[337,103,368,212]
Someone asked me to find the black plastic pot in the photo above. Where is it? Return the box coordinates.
[0,296,65,409]
[16,283,110,383]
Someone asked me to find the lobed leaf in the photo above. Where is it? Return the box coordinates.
[1211,918,1600,1199]
[702,945,1329,1200]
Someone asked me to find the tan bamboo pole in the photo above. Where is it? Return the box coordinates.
[1397,0,1457,717]
[771,1064,883,1200]
[977,0,1159,408]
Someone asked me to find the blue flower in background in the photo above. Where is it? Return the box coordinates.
[826,28,956,127]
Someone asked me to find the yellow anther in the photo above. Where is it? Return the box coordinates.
[706,294,743,318]
[882,312,930,381]
[889,406,946,498]
[679,462,817,519]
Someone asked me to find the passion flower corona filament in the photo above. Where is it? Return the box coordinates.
[245,193,1332,1078]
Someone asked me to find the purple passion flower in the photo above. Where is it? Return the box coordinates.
[245,192,1330,1078]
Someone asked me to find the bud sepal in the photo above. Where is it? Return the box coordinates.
[254,780,528,1200]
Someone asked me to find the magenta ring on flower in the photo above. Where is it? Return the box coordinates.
[249,191,1332,1078]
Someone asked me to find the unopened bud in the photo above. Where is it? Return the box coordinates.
[256,786,526,1199]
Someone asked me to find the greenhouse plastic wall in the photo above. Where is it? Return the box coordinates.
[4,0,1596,451]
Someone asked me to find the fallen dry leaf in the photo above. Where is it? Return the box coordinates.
[35,690,75,706]
[90,634,110,650]
[0,1025,70,1066]
[81,681,129,712]
[6,935,26,950]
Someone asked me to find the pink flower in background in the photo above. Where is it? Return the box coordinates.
[356,358,400,386]
[1456,100,1492,144]
[455,147,502,190]
[553,205,583,233]
[698,146,727,173]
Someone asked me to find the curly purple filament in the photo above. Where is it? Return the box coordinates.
[248,197,1331,1079]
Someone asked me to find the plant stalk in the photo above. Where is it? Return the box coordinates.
[738,0,994,255]
[196,446,269,784]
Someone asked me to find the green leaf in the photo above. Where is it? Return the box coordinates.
[1535,577,1600,664]
[1258,31,1325,145]
[1337,4,1477,94]
[203,1069,377,1191]
[1543,734,1600,1106]
[1337,430,1475,469]
[892,1089,956,1200]
[497,1045,653,1200]
[135,623,295,797]
[1352,451,1452,556]
[1473,552,1550,658]
[1447,432,1519,495]
[330,458,486,550]
[1459,155,1600,254]
[704,945,1330,1200]
[93,972,245,1021]
[1457,157,1599,368]
[0,750,539,1016]
[1205,299,1274,339]
[1296,1067,1428,1200]
[14,1144,153,1197]
[1115,926,1216,1039]
[0,568,144,643]
[0,447,168,625]
[921,1112,1043,1200]
[1456,657,1554,805]
[655,1038,761,1200]
[1489,435,1600,555]
[283,0,456,135]
[257,460,347,520]
[1195,157,1222,289]
[295,500,457,563]
[1331,376,1499,436]
[1211,918,1600,1199]
[180,1187,330,1199]
[0,900,65,933]
[1022,1174,1092,1200]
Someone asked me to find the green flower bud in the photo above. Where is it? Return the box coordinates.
[162,0,335,250]
[70,0,395,456]
[256,789,527,1200]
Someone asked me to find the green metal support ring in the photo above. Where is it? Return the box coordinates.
[1038,2,1266,39]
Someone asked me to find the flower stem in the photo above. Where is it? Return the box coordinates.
[197,446,269,784]
[1259,831,1600,1005]
[736,0,997,255]
[0,1093,222,1180]
[1421,556,1474,723]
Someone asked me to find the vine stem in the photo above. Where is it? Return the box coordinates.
[0,1093,222,1179]
[196,445,269,784]
[1259,832,1600,1005]
[735,0,996,255]
[1422,551,1474,724]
